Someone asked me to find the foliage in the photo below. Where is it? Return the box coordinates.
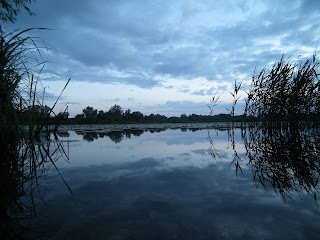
[0,0,34,23]
[67,104,248,124]
[108,104,123,121]
[0,27,70,238]
[243,122,320,203]
[82,106,97,119]
[245,54,320,122]
[109,104,123,115]
[0,1,72,238]
[204,53,320,205]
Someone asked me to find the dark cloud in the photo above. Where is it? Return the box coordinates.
[11,0,319,83]
[106,98,120,102]
[152,45,216,78]
[299,0,320,14]
[60,101,80,105]
[153,100,245,116]
[191,87,218,96]
[41,91,63,102]
[4,0,320,114]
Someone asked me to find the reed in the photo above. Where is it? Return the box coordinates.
[229,79,242,119]
[206,53,320,204]
[0,28,70,239]
[245,54,320,122]
[205,91,220,117]
[241,123,320,204]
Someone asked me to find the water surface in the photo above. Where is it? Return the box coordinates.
[27,125,320,239]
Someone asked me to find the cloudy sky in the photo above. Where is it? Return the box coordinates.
[6,0,320,117]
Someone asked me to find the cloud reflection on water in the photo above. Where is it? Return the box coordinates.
[30,125,320,240]
[54,128,242,170]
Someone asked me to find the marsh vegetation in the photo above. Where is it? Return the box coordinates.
[1,1,320,239]
[0,3,70,238]
[245,54,320,122]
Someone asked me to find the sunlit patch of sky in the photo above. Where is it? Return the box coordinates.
[6,0,320,116]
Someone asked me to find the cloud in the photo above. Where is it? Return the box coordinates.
[106,98,120,102]
[151,100,245,117]
[6,0,320,115]
[40,91,63,102]
[152,100,213,116]
[60,101,81,105]
[191,87,220,96]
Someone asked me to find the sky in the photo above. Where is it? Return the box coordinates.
[5,0,320,117]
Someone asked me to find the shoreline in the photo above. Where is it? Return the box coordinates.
[56,122,244,132]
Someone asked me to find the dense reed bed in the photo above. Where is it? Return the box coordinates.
[245,54,320,122]
[0,28,70,239]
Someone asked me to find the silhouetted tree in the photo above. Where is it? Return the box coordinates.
[108,104,123,122]
[130,111,144,122]
[146,113,167,122]
[124,109,131,120]
[97,110,104,118]
[75,113,85,119]
[82,106,97,119]
[180,113,187,119]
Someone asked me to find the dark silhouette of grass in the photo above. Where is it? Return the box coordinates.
[245,54,320,122]
[206,121,320,205]
[206,53,320,204]
[0,28,70,239]
[242,122,320,205]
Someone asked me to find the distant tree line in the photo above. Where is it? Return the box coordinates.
[16,54,320,125]
[17,104,250,124]
[72,104,252,124]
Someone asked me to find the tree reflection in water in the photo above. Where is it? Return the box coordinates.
[76,129,152,143]
[75,124,320,205]
[236,123,320,204]
[107,131,124,143]
[4,123,320,238]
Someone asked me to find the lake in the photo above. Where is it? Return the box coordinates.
[25,123,320,239]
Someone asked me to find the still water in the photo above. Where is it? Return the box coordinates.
[27,124,320,239]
